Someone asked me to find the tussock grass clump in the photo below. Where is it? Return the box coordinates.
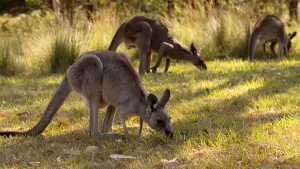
[207,10,253,60]
[165,8,254,60]
[213,16,229,58]
[48,28,86,74]
[229,22,251,60]
[0,37,23,76]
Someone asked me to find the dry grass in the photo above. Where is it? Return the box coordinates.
[0,5,300,168]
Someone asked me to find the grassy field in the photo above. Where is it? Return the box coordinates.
[0,59,300,168]
[1,4,300,168]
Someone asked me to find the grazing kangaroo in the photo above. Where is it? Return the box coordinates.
[249,15,297,60]
[0,51,173,138]
[108,16,207,74]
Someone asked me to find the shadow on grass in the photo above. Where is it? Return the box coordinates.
[0,60,300,168]
[167,63,300,167]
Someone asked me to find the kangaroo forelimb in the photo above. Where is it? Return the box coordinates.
[151,42,173,73]
[138,117,143,137]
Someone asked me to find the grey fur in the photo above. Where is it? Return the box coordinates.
[108,16,207,74]
[0,51,173,138]
[249,15,297,61]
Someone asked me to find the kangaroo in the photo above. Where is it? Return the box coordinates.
[0,51,173,138]
[108,16,207,74]
[249,15,297,61]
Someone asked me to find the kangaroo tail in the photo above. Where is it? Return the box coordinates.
[108,20,127,51]
[248,28,260,61]
[0,76,72,137]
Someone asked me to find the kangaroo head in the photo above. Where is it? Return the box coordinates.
[146,89,173,138]
[287,32,297,51]
[190,43,207,70]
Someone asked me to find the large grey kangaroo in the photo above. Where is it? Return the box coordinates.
[249,15,297,61]
[0,51,173,138]
[108,16,207,74]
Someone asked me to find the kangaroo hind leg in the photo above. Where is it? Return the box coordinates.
[133,22,152,74]
[101,105,116,133]
[74,55,103,137]
[278,41,284,58]
[270,41,277,57]
[146,51,151,73]
[164,59,171,73]
[262,43,268,60]
[152,42,173,73]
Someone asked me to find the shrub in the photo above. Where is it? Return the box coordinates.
[0,37,23,76]
[48,30,81,74]
[214,17,229,57]
[230,22,251,60]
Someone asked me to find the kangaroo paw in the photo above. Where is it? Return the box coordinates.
[151,67,158,73]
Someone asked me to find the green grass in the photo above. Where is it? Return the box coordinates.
[1,4,300,168]
[0,37,23,76]
[0,59,299,168]
[49,31,80,74]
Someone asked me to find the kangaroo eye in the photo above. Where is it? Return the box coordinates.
[157,119,164,124]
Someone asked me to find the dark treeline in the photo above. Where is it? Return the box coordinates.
[0,0,299,23]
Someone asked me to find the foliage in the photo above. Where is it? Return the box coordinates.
[48,29,82,74]
[214,16,229,58]
[230,22,251,59]
[0,37,23,76]
[25,0,43,11]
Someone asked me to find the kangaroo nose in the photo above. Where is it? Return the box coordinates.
[166,131,173,138]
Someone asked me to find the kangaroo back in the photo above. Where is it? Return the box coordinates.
[0,76,72,136]
[249,28,261,60]
[108,21,128,51]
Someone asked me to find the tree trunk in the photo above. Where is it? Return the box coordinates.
[167,0,175,17]
[204,0,220,17]
[86,0,97,22]
[186,0,195,9]
[43,0,53,10]
[51,0,62,23]
[52,0,59,13]
[60,0,75,25]
[213,0,220,9]
[289,0,299,23]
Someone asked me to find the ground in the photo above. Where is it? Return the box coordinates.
[0,59,300,168]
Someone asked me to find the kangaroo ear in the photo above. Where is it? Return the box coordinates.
[190,43,197,55]
[290,31,297,39]
[158,89,170,107]
[147,94,158,111]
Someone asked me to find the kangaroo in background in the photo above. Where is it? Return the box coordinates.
[0,51,173,138]
[249,15,297,61]
[108,16,207,74]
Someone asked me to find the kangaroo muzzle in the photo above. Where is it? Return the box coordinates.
[165,130,174,138]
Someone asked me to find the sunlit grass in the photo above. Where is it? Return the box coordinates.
[0,4,300,168]
[0,36,24,76]
[0,60,299,168]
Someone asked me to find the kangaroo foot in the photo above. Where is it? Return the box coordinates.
[151,66,158,73]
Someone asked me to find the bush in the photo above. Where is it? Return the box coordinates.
[214,17,229,57]
[230,22,251,60]
[0,37,23,76]
[48,30,81,74]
